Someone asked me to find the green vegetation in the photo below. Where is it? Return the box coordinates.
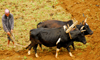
[0,0,90,51]
[77,53,82,56]
[23,56,27,60]
[74,42,90,50]
[0,0,72,50]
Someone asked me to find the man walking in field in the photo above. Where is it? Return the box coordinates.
[2,9,15,47]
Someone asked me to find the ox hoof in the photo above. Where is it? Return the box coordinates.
[55,56,57,58]
[55,56,59,59]
[36,55,39,58]
[70,54,75,57]
[28,51,31,55]
[55,55,58,58]
[35,53,39,58]
[69,52,75,57]
[28,53,30,55]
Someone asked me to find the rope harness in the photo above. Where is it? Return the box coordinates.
[67,24,73,39]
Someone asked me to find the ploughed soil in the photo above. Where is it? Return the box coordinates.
[0,0,100,60]
[58,0,100,60]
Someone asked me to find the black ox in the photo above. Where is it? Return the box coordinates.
[37,18,93,49]
[26,22,86,58]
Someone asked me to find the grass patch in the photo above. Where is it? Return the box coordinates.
[0,0,71,50]
[74,42,90,50]
[77,53,82,56]
[23,56,27,60]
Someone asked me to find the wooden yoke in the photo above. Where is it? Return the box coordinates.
[66,21,78,33]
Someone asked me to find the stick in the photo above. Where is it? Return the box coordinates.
[9,33,30,48]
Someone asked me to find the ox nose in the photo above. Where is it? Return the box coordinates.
[90,31,93,35]
[83,41,87,44]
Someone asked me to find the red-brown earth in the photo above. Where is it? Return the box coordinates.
[0,0,100,60]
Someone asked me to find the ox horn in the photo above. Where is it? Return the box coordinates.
[81,30,86,32]
[84,18,87,23]
[66,21,78,33]
[80,26,84,30]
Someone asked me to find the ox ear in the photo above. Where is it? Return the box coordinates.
[66,21,78,33]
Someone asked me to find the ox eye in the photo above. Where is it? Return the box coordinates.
[86,26,89,28]
[84,26,89,30]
